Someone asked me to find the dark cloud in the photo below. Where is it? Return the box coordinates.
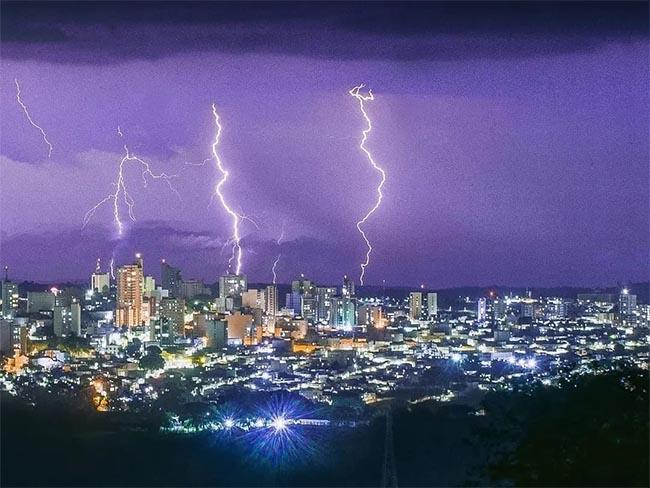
[2,1,647,63]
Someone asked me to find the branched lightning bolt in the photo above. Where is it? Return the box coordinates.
[83,128,179,236]
[109,257,116,280]
[209,104,244,275]
[271,224,286,285]
[14,79,53,158]
[349,84,386,286]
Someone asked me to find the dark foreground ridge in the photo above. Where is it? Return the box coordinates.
[2,367,647,487]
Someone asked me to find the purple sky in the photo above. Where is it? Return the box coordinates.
[0,2,648,287]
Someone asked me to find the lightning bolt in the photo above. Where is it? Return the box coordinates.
[349,84,386,286]
[14,79,54,158]
[83,128,179,236]
[109,257,116,280]
[209,103,244,275]
[271,224,286,285]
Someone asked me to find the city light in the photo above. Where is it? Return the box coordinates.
[271,415,287,432]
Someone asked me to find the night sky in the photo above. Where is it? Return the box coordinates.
[1,2,648,287]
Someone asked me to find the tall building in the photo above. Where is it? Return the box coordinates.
[493,299,508,320]
[53,301,81,336]
[179,279,209,299]
[342,275,355,297]
[286,292,302,316]
[358,304,384,327]
[0,319,28,355]
[292,275,316,297]
[290,275,317,321]
[27,291,55,314]
[226,312,253,344]
[219,274,247,311]
[206,319,228,349]
[477,298,487,323]
[409,292,423,320]
[159,297,186,340]
[265,285,278,316]
[619,289,637,316]
[331,296,355,327]
[242,289,265,309]
[1,280,19,319]
[91,258,110,293]
[116,256,144,328]
[143,276,156,295]
[316,286,337,323]
[161,259,182,297]
[427,292,438,319]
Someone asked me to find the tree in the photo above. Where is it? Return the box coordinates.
[139,350,165,370]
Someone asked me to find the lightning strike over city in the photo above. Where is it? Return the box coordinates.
[1,2,647,487]
[14,78,54,158]
[271,224,285,284]
[349,84,386,286]
[209,103,244,275]
[82,130,179,236]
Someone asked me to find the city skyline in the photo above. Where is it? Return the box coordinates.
[2,1,648,287]
[1,3,648,487]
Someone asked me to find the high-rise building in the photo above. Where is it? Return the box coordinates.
[159,297,186,339]
[143,276,156,295]
[358,304,384,327]
[27,291,55,314]
[286,292,302,316]
[242,289,265,309]
[619,289,637,315]
[331,296,356,327]
[302,297,318,322]
[91,258,110,293]
[116,256,144,328]
[342,275,355,297]
[219,274,247,311]
[206,319,228,349]
[477,297,487,323]
[292,275,316,297]
[316,286,337,323]
[427,292,438,318]
[226,312,253,344]
[0,319,28,355]
[179,279,209,299]
[493,299,508,320]
[161,259,182,297]
[409,292,423,320]
[265,285,278,316]
[1,268,20,319]
[53,301,81,336]
[290,275,317,321]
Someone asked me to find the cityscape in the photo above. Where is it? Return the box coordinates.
[1,1,648,487]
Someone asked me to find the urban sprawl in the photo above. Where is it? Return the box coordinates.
[1,255,647,433]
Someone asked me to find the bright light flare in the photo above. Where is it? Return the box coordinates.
[349,83,386,286]
[271,415,288,432]
[14,78,53,158]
